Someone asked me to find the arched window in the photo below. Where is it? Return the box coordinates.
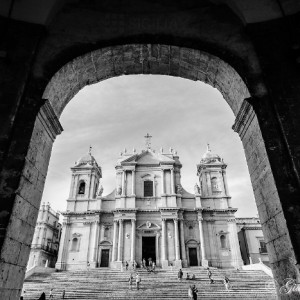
[78,181,85,194]
[211,177,221,192]
[144,180,153,197]
[71,237,79,251]
[220,235,226,248]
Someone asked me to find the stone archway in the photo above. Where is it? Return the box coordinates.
[1,43,298,299]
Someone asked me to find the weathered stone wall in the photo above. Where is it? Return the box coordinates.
[0,2,300,298]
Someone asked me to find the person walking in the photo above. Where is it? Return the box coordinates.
[142,258,146,268]
[128,273,133,290]
[87,261,90,271]
[125,261,129,271]
[62,289,65,299]
[135,273,141,290]
[188,285,193,299]
[223,275,231,291]
[152,261,156,271]
[133,260,137,270]
[207,268,214,284]
[49,288,54,299]
[178,269,183,281]
[192,284,198,300]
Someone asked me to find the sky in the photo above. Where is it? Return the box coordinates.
[42,75,258,218]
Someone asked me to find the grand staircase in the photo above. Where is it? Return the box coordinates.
[23,267,277,299]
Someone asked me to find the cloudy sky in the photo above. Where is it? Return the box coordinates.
[42,75,258,218]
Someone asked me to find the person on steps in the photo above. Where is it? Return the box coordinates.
[188,285,193,299]
[192,284,198,300]
[178,269,183,281]
[49,288,54,299]
[62,289,65,299]
[223,275,231,291]
[136,273,141,290]
[207,268,214,284]
[125,261,128,271]
[128,273,133,290]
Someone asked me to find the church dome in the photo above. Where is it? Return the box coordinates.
[200,145,221,163]
[75,147,97,166]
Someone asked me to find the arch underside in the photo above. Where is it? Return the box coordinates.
[36,43,295,294]
[43,44,250,118]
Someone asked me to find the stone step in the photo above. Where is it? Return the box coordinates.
[23,267,277,299]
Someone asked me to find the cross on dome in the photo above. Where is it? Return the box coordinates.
[144,133,152,149]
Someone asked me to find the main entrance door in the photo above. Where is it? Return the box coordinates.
[100,249,109,267]
[189,248,198,266]
[142,236,156,264]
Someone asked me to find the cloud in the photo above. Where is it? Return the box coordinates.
[42,75,257,218]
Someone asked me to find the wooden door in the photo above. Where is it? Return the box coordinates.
[100,249,109,267]
[189,248,198,266]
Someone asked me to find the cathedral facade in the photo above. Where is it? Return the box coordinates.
[56,137,243,270]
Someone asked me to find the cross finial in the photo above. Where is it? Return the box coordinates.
[89,145,92,154]
[144,133,152,149]
[207,143,210,152]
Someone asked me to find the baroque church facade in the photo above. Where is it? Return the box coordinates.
[56,136,243,270]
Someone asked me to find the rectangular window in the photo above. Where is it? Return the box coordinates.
[259,240,267,253]
[144,181,153,197]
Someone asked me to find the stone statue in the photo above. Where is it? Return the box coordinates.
[116,185,122,196]
[194,183,200,195]
[176,184,183,194]
[97,185,103,196]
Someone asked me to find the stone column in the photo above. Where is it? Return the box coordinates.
[112,220,119,262]
[161,169,165,194]
[198,217,206,261]
[179,220,187,265]
[92,221,100,265]
[117,220,124,261]
[174,219,180,260]
[171,168,175,194]
[130,219,136,261]
[74,176,79,198]
[206,172,211,196]
[121,171,126,196]
[132,170,135,195]
[55,220,71,270]
[161,219,167,261]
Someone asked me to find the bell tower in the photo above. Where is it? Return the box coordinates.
[67,147,102,212]
[197,145,231,208]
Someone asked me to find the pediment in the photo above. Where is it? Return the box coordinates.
[137,221,160,230]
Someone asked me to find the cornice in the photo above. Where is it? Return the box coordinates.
[38,100,63,140]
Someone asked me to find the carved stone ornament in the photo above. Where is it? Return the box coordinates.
[146,221,152,228]
[72,233,82,238]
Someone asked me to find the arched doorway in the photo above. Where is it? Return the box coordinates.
[1,43,299,299]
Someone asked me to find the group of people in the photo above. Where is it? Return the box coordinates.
[207,267,231,291]
[177,267,232,299]
[20,288,66,300]
[125,260,137,271]
[141,257,156,272]
[128,273,142,290]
